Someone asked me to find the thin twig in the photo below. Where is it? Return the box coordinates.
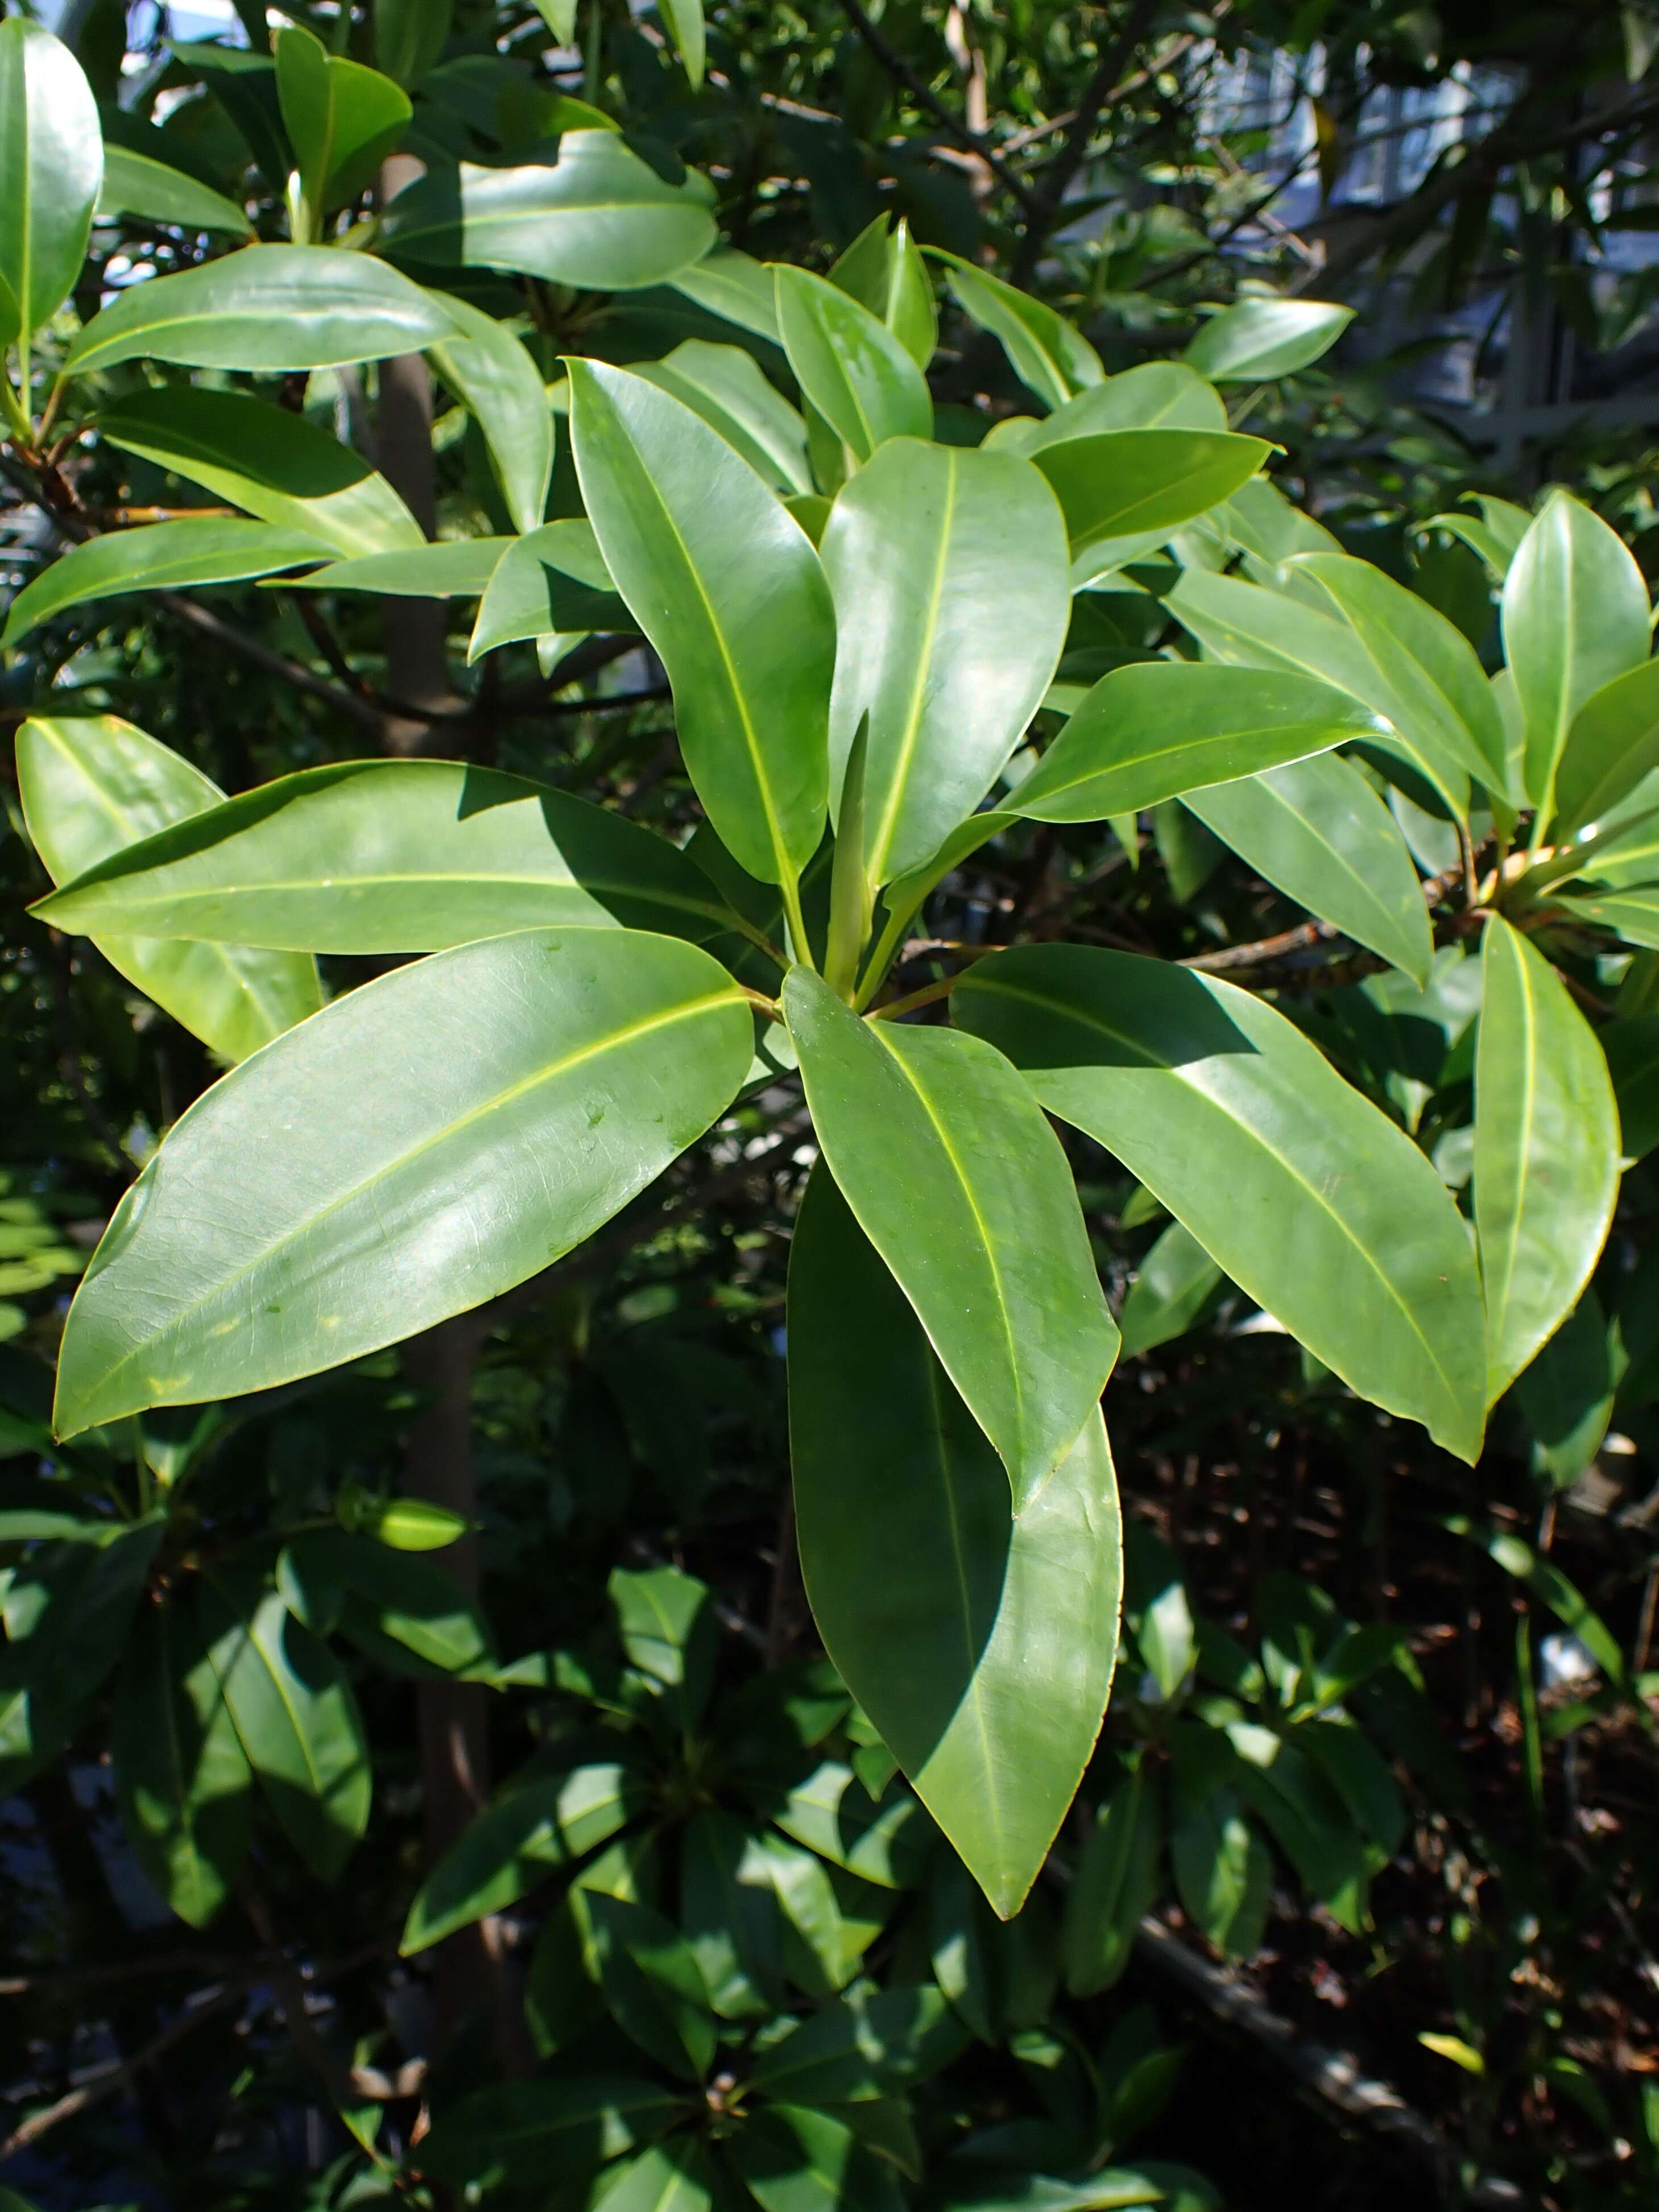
[1008,0,1161,286]
[837,0,1040,218]
[0,1983,242,2159]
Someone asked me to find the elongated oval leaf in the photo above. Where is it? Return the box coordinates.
[822,437,1069,884]
[1061,1760,1163,1996]
[380,133,717,289]
[1183,298,1352,382]
[1032,429,1270,555]
[1117,1220,1222,1359]
[1011,663,1387,823]
[52,928,751,1434]
[100,386,423,556]
[16,714,321,1064]
[829,213,936,370]
[955,945,1487,1461]
[98,143,253,238]
[728,2102,907,2212]
[275,26,411,222]
[67,245,453,377]
[568,359,834,886]
[1184,753,1434,987]
[1000,363,1226,452]
[783,968,1118,1509]
[468,518,635,661]
[1551,658,1659,834]
[591,2139,718,2212]
[284,539,508,596]
[1503,491,1650,814]
[774,265,932,462]
[425,288,554,535]
[0,20,101,349]
[1474,916,1620,1405]
[2,519,328,648]
[941,258,1103,412]
[417,2075,686,2189]
[636,339,811,495]
[665,246,781,341]
[790,1168,1120,1917]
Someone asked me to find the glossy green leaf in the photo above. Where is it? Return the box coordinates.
[0,1519,164,1790]
[379,131,717,288]
[416,2075,685,2189]
[1603,1016,1659,1159]
[1117,1220,1222,1358]
[16,714,321,1064]
[53,929,751,1434]
[569,358,834,887]
[665,246,781,342]
[637,339,811,495]
[821,437,1069,883]
[200,1576,370,1882]
[681,1809,788,2016]
[1032,430,1270,555]
[66,245,453,377]
[1062,1760,1162,1995]
[1419,495,1530,583]
[283,539,506,597]
[829,214,936,369]
[609,1563,717,1722]
[425,288,554,534]
[403,1763,646,1950]
[468,518,635,661]
[1474,916,1621,1405]
[1550,658,1659,834]
[955,946,1487,1461]
[1011,663,1385,824]
[767,1762,932,1889]
[729,2104,906,2212]
[375,0,452,86]
[784,968,1118,1510]
[1513,1291,1615,1485]
[1184,753,1434,986]
[997,363,1227,453]
[774,265,932,463]
[1217,474,1343,565]
[97,144,253,237]
[100,386,423,556]
[1555,887,1659,947]
[660,0,705,86]
[790,1169,1121,1917]
[113,1598,252,1928]
[275,25,410,230]
[0,20,101,352]
[748,1982,966,2105]
[584,1891,717,2079]
[1445,1515,1625,1681]
[282,1532,495,1675]
[593,2138,718,2212]
[940,257,1103,412]
[937,2177,1181,2212]
[1502,491,1651,813]
[1182,298,1352,382]
[1168,1726,1270,1958]
[2,519,328,648]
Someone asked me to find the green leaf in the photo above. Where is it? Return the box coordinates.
[284,539,507,596]
[97,143,253,238]
[1555,887,1659,948]
[283,1531,495,1675]
[1513,1291,1615,1485]
[1002,362,1228,452]
[1011,663,1386,824]
[774,265,932,462]
[1224,1721,1370,1933]
[1550,659,1659,834]
[66,245,453,377]
[100,385,423,556]
[584,1890,717,2079]
[940,258,1103,412]
[1062,1760,1162,1995]
[568,359,834,889]
[425,288,554,534]
[680,1809,788,2016]
[466,516,632,662]
[275,26,410,231]
[767,1762,933,1889]
[2,518,328,648]
[0,1519,164,1789]
[0,19,101,353]
[660,0,705,87]
[728,2103,907,2212]
[379,132,717,288]
[789,1169,1121,1917]
[1182,298,1352,382]
[1117,1219,1222,1359]
[636,339,812,496]
[1474,916,1621,1405]
[1444,1515,1625,1681]
[416,2075,685,2189]
[1184,754,1434,986]
[936,2176,1184,2211]
[52,928,751,1434]
[1603,1015,1659,1159]
[403,1763,646,1950]
[821,438,1069,884]
[609,1564,716,1723]
[665,246,781,342]
[1168,1726,1270,1959]
[748,1982,966,2105]
[784,969,1118,1510]
[592,2138,718,2212]
[1418,495,1530,583]
[113,1597,252,1928]
[829,214,936,370]
[16,714,321,1064]
[955,946,1488,1461]
[1032,429,1268,557]
[374,0,452,86]
[1501,491,1651,813]
[200,1576,370,1881]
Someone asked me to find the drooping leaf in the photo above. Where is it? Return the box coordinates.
[66,245,453,377]
[829,214,936,369]
[1167,1726,1270,1959]
[784,969,1118,1510]
[1501,491,1651,813]
[955,946,1488,1461]
[379,131,717,288]
[1010,663,1385,823]
[590,2137,719,2212]
[636,339,812,495]
[821,437,1069,884]
[1550,658,1659,834]
[97,143,253,237]
[659,0,705,86]
[99,386,423,556]
[283,539,507,597]
[52,929,751,1434]
[1062,1759,1163,1995]
[1473,916,1621,1405]
[467,518,635,661]
[767,1762,932,1889]
[275,24,411,229]
[665,246,781,342]
[281,1531,495,1676]
[939,257,1103,412]
[774,264,932,462]
[568,359,834,888]
[789,1169,1120,1918]
[416,2075,686,2190]
[16,714,321,1064]
[0,19,102,353]
[584,1890,717,2079]
[1116,1221,1222,1359]
[2,519,328,648]
[728,2103,907,2212]
[1031,430,1270,555]
[748,1982,966,2105]
[425,288,554,534]
[1182,298,1352,382]
[1184,753,1434,986]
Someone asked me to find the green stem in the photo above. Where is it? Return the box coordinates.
[853,900,909,1011]
[780,870,814,974]
[1,369,32,449]
[727,913,789,973]
[867,971,956,1021]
